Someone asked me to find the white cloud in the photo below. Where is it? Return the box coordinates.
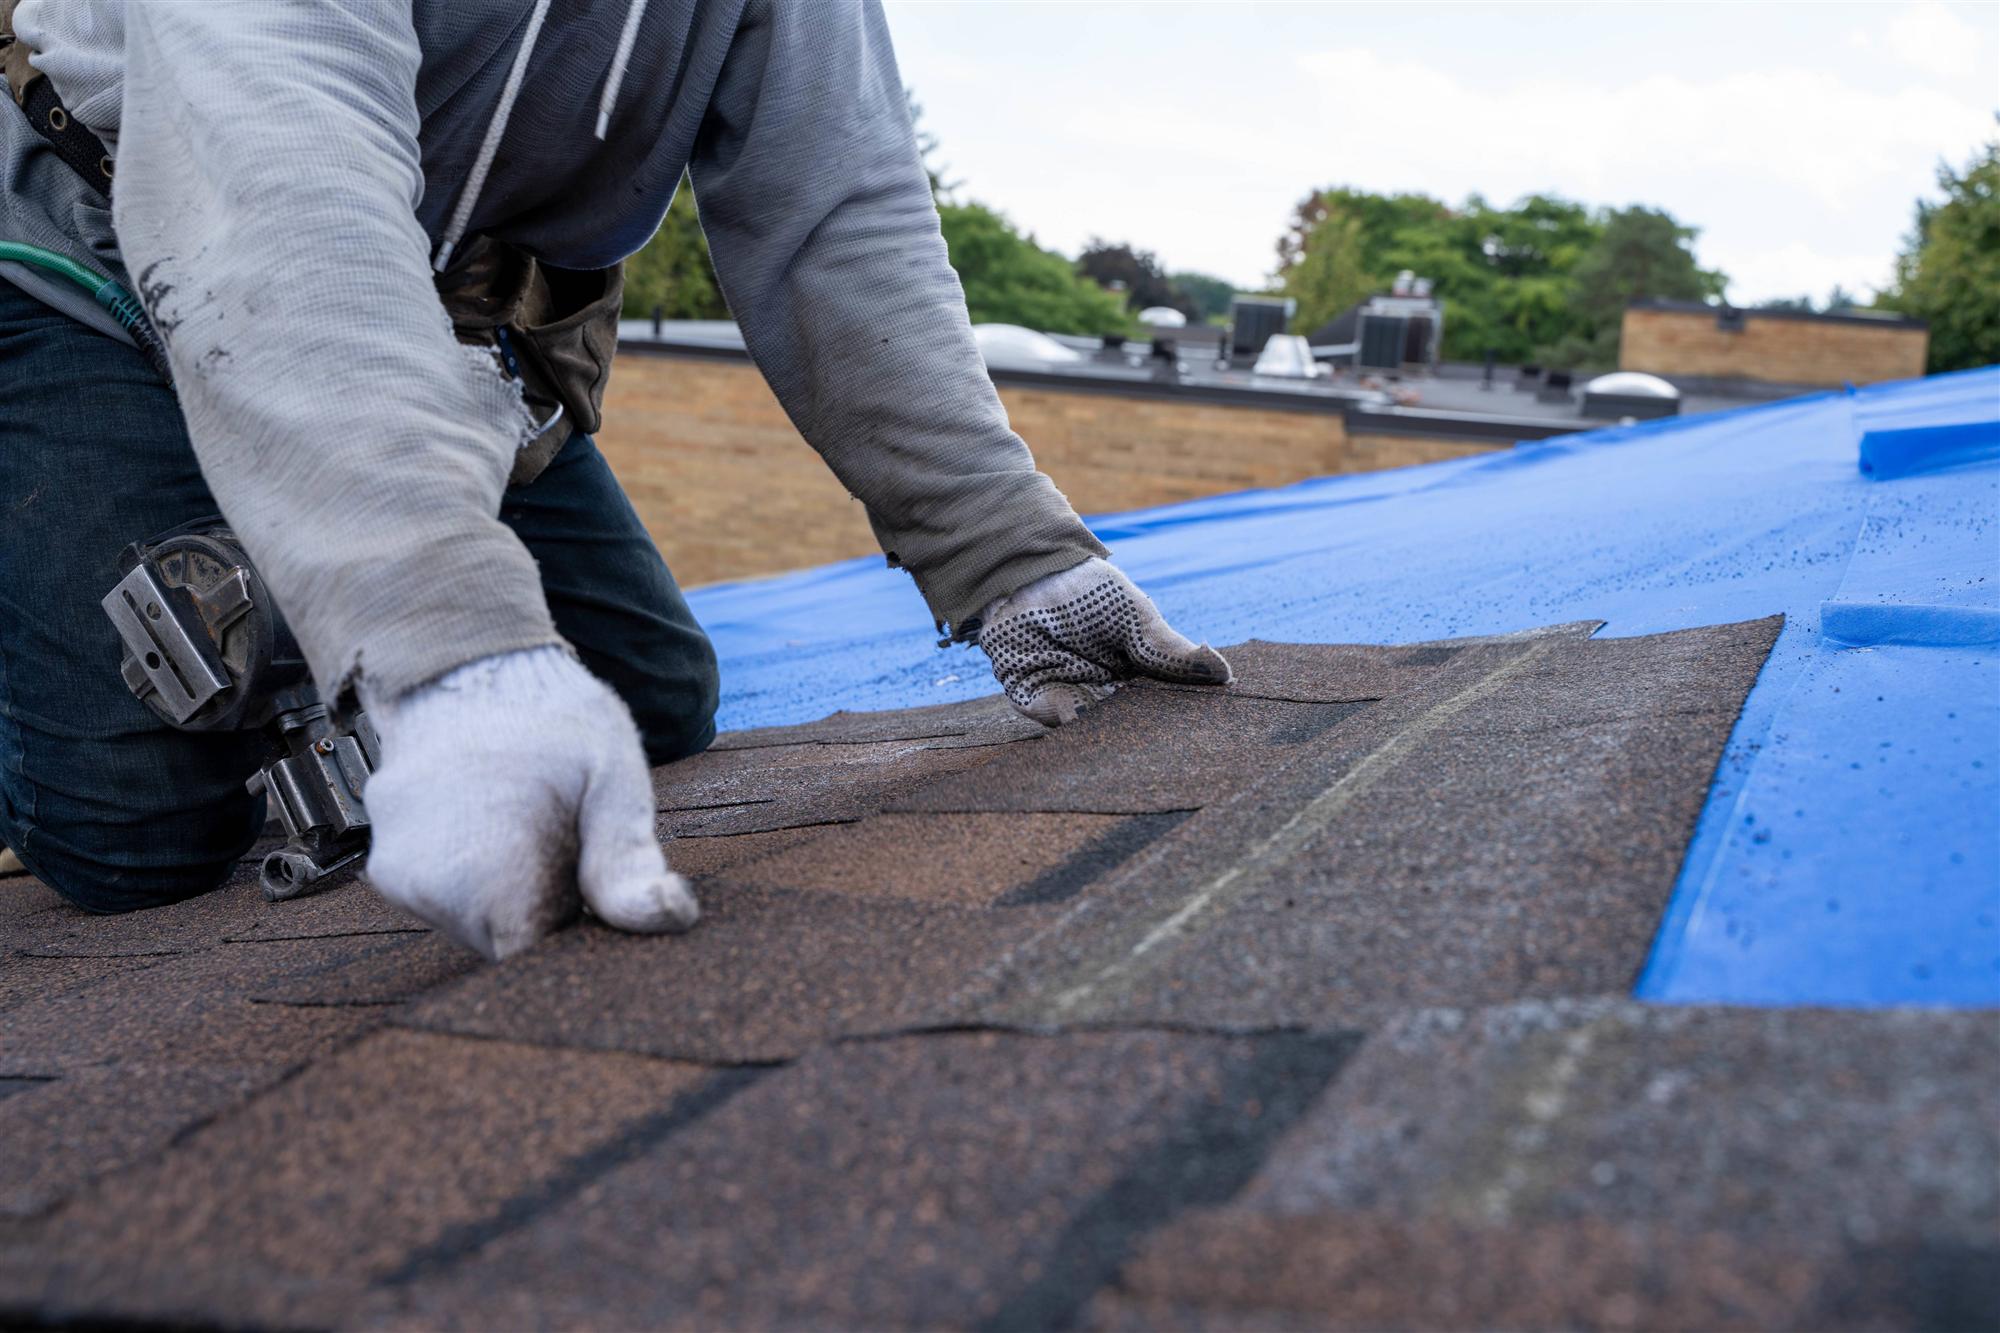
[1028,42,1988,297]
[1280,48,1986,215]
[885,3,1996,302]
[1880,1,1986,82]
[1698,240,1898,306]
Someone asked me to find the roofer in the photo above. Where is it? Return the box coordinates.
[0,2,1232,957]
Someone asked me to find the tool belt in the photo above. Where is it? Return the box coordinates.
[5,3,621,487]
[3,0,114,197]
[435,235,624,486]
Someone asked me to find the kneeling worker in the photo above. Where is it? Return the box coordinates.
[0,1,1230,957]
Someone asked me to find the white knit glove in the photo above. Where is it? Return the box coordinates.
[977,558,1233,727]
[359,647,697,959]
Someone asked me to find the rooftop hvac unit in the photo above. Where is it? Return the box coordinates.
[1403,314,1435,365]
[1358,313,1407,371]
[1229,297,1293,359]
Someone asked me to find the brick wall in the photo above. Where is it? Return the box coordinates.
[595,351,1503,587]
[1346,433,1503,473]
[1619,307,1928,387]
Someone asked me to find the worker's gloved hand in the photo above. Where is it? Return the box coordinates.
[977,557,1233,726]
[359,646,697,960]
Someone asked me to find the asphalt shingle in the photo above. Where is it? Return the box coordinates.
[888,690,1373,814]
[399,887,1048,1062]
[0,940,381,1076]
[11,1030,712,1329]
[708,692,1045,752]
[3,619,1979,1332]
[1186,620,1604,704]
[370,1031,1359,1333]
[716,810,1189,907]
[655,736,1022,837]
[1097,997,2000,1331]
[961,619,1781,1029]
[0,1066,282,1220]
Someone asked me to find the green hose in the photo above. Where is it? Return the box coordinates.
[0,239,173,382]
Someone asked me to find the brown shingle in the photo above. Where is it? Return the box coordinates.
[655,736,1022,837]
[957,619,1782,1029]
[2,938,384,1074]
[15,1030,710,1329]
[371,1030,1358,1332]
[5,620,1977,1333]
[1101,998,2000,1331]
[399,887,1052,1062]
[717,810,1182,907]
[888,690,1373,814]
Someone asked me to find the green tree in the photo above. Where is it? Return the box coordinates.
[1879,137,2000,374]
[1276,186,1610,362]
[621,178,728,320]
[1280,209,1372,335]
[1459,194,1602,361]
[1275,187,1450,278]
[937,202,1133,335]
[1542,205,1724,370]
[1170,270,1237,323]
[1077,240,1194,317]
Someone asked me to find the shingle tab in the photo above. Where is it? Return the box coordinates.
[371,1031,1358,1333]
[399,887,1050,1062]
[709,691,1044,751]
[11,1031,711,1330]
[1100,998,2000,1331]
[1,940,382,1075]
[655,736,1021,836]
[718,810,1187,907]
[889,691,1373,814]
[960,619,1781,1029]
[0,1066,281,1219]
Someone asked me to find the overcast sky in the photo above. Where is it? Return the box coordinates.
[881,0,1999,305]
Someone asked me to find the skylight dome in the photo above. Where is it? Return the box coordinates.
[1584,371,1681,399]
[971,324,1085,367]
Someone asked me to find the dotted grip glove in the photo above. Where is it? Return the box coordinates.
[977,558,1233,727]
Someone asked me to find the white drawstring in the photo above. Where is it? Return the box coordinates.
[433,0,553,272]
[596,0,651,140]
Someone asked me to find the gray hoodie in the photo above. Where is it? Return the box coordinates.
[3,0,1105,702]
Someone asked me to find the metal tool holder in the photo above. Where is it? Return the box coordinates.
[100,522,376,901]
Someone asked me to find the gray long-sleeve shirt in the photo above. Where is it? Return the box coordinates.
[5,0,1104,702]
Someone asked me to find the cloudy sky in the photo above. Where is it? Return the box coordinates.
[882,1,1999,305]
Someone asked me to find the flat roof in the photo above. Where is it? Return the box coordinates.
[1628,298,1928,330]
[616,320,1796,443]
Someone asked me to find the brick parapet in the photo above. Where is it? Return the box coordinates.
[1620,306,1927,387]
[596,353,1507,587]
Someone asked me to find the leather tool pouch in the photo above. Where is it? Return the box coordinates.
[3,0,115,196]
[434,235,624,487]
[0,0,32,100]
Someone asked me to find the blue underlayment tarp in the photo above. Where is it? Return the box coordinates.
[687,367,2000,1009]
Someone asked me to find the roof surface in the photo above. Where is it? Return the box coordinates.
[5,621,1994,1329]
[616,320,1785,437]
[686,366,2000,1009]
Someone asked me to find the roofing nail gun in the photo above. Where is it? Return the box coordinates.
[99,520,376,902]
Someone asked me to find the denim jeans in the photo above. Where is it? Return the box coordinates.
[0,280,718,913]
